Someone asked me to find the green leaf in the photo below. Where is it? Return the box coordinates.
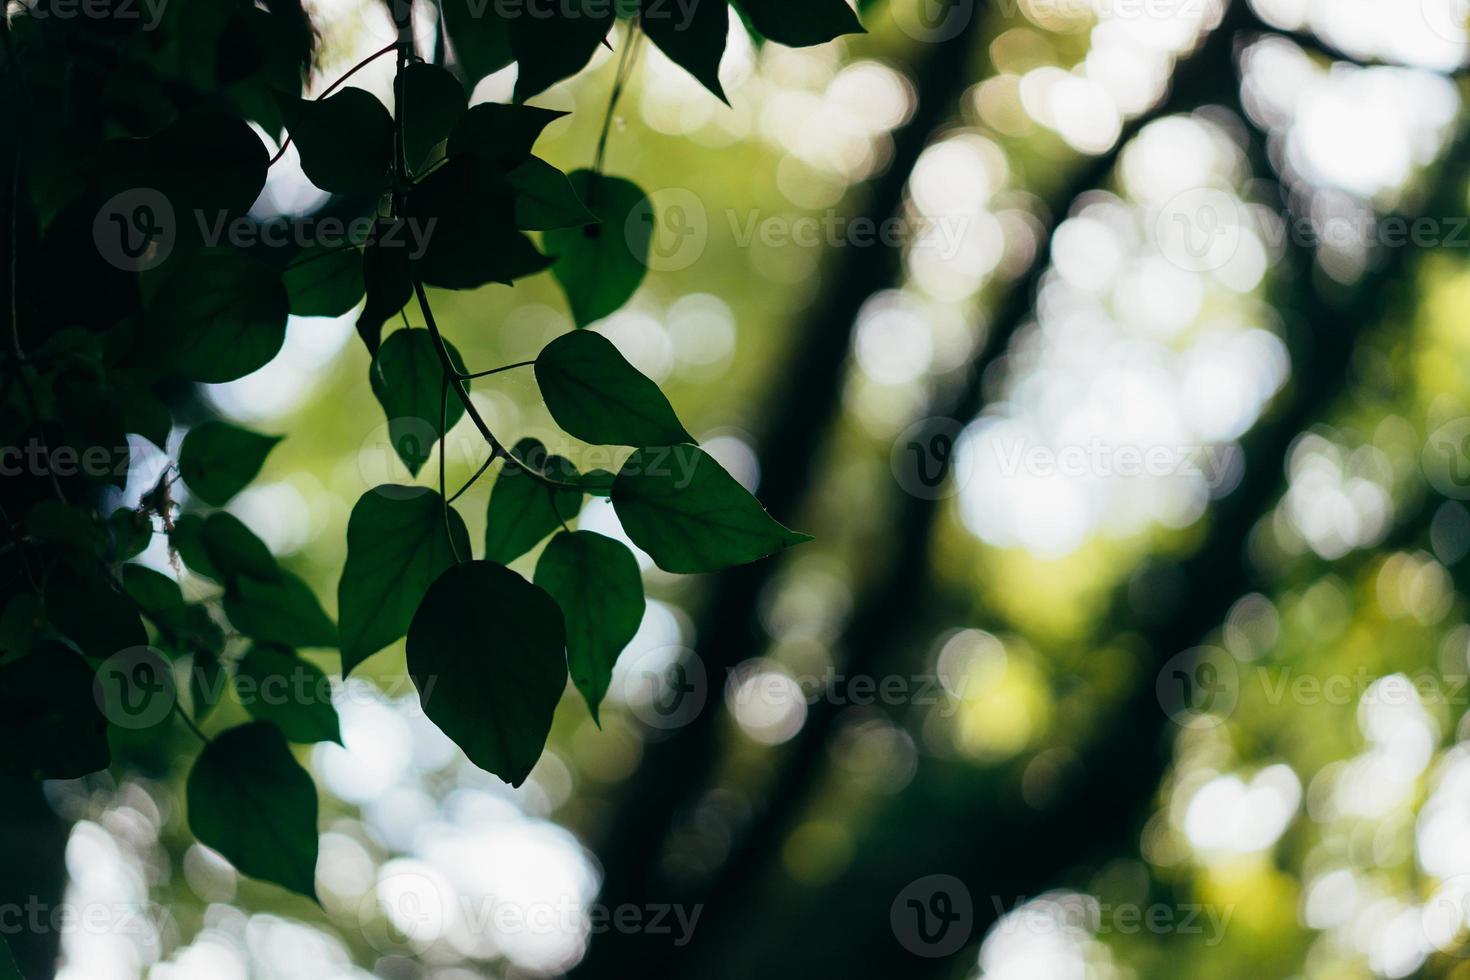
[357,227,414,356]
[284,245,365,318]
[640,0,729,103]
[405,157,553,289]
[448,103,567,169]
[187,721,320,900]
[117,380,172,449]
[110,508,153,562]
[545,171,652,327]
[509,156,598,230]
[170,514,221,580]
[407,561,568,785]
[279,88,394,194]
[535,330,693,446]
[400,62,469,176]
[534,530,644,723]
[509,0,614,102]
[577,469,617,496]
[0,643,111,780]
[122,563,185,619]
[486,439,582,563]
[734,0,865,46]
[338,488,470,675]
[102,109,269,216]
[147,251,290,383]
[611,446,811,573]
[442,0,514,84]
[235,645,341,744]
[46,574,148,659]
[178,420,282,506]
[224,572,337,649]
[369,329,467,477]
[200,512,281,583]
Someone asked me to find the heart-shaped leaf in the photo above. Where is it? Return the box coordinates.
[546,171,652,326]
[178,420,282,506]
[734,0,865,47]
[338,488,470,675]
[534,530,644,723]
[400,62,469,176]
[485,439,583,563]
[284,244,365,318]
[611,446,811,572]
[224,572,337,649]
[535,330,692,446]
[509,157,598,230]
[640,0,729,102]
[406,157,554,288]
[235,645,342,744]
[449,103,567,169]
[187,721,320,900]
[279,88,394,194]
[369,329,468,477]
[147,251,289,383]
[407,561,568,785]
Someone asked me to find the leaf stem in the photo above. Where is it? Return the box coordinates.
[173,702,211,745]
[447,451,498,505]
[591,19,644,191]
[459,360,534,380]
[439,375,465,563]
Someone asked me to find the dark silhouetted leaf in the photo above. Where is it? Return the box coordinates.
[170,514,221,581]
[509,156,598,230]
[357,227,414,355]
[369,329,467,477]
[338,488,470,675]
[535,329,692,446]
[400,62,468,175]
[486,439,582,563]
[224,572,337,649]
[611,446,811,572]
[178,420,282,506]
[406,157,553,288]
[285,245,364,318]
[200,512,281,583]
[448,103,567,169]
[235,645,341,744]
[407,561,567,785]
[187,721,319,899]
[509,0,613,102]
[0,643,111,779]
[442,0,514,84]
[534,530,644,723]
[641,0,729,102]
[735,0,865,46]
[546,171,651,326]
[46,574,148,659]
[102,109,269,216]
[280,88,394,194]
[147,251,290,383]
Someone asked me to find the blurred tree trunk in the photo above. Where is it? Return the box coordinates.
[572,8,990,978]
